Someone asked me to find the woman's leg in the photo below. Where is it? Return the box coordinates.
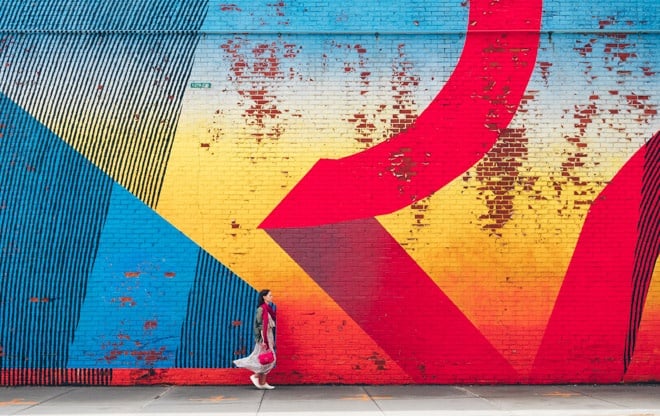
[250,373,262,389]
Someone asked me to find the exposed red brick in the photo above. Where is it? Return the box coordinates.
[143,320,158,330]
[220,4,241,12]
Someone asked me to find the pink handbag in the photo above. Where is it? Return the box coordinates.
[258,349,274,365]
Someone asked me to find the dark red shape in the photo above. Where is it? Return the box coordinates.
[267,218,518,383]
[260,0,543,229]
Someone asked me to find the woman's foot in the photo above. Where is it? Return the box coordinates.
[250,374,264,389]
[262,383,275,390]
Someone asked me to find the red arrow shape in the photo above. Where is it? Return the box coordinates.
[260,0,542,229]
[267,218,519,383]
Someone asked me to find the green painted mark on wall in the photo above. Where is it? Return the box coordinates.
[190,82,211,88]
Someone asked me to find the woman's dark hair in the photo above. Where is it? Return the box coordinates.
[257,289,270,306]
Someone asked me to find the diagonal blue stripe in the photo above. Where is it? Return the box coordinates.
[176,251,255,368]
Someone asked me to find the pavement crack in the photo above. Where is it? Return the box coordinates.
[455,386,510,413]
[142,385,173,409]
[255,389,266,415]
[13,388,74,415]
[362,386,386,415]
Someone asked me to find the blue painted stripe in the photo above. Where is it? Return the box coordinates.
[176,251,256,368]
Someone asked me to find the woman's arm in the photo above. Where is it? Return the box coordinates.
[253,306,263,344]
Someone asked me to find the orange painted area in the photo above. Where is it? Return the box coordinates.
[269,295,411,383]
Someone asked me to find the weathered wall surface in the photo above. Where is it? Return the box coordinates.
[0,0,658,385]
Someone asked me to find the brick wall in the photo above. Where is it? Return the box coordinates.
[0,0,658,385]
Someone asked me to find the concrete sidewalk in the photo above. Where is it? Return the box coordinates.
[1,384,659,415]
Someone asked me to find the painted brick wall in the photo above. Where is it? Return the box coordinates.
[0,0,658,385]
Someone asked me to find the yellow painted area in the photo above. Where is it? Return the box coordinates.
[157,128,311,291]
[157,83,403,287]
[159,109,340,286]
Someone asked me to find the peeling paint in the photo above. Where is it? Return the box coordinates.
[388,147,419,182]
[473,127,529,236]
[104,347,167,366]
[219,38,301,142]
[111,297,136,307]
[220,4,241,12]
[143,320,158,331]
[539,61,553,85]
[343,43,420,149]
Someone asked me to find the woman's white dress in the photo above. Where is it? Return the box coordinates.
[233,312,276,374]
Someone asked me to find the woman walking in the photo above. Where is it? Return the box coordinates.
[234,289,277,389]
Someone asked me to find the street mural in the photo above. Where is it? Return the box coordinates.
[0,0,658,385]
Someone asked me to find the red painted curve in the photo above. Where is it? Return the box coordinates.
[260,0,543,229]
